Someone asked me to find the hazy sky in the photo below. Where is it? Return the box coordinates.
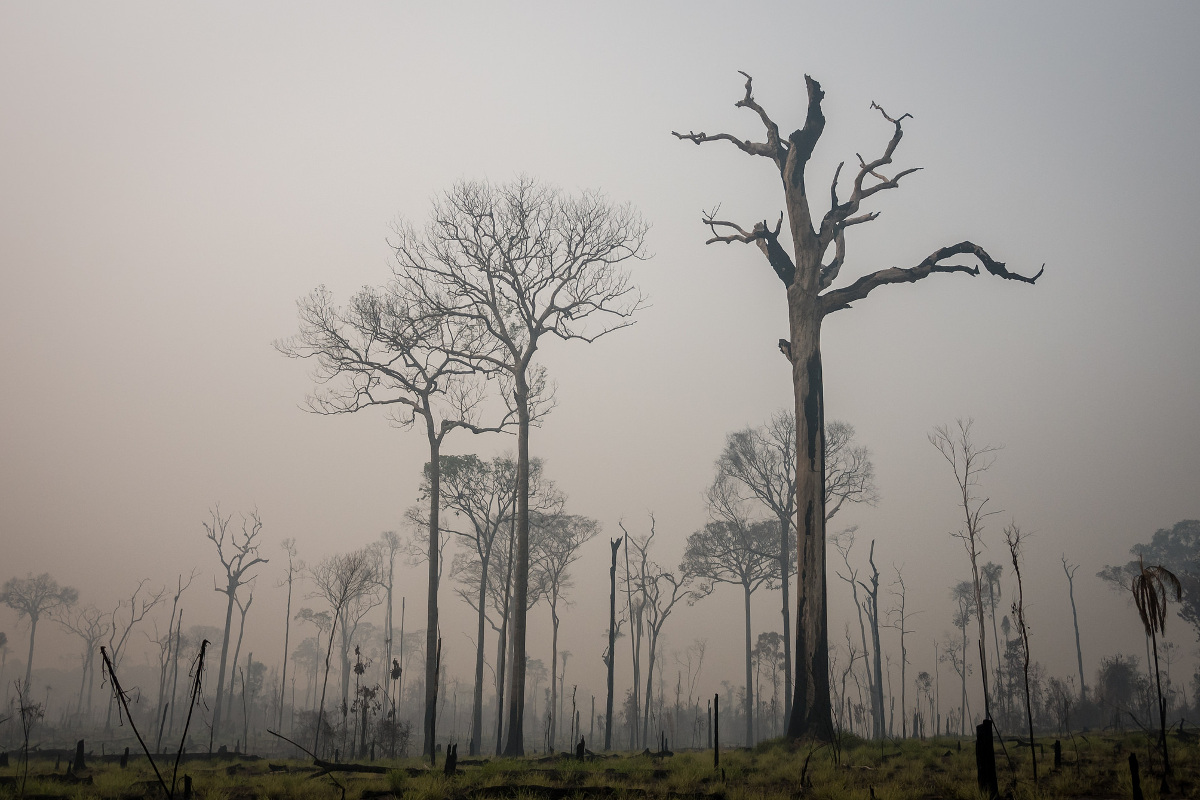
[2,2,1199,720]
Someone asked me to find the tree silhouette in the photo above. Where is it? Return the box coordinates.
[1131,557,1181,786]
[675,74,1040,738]
[2,573,77,699]
[393,178,648,755]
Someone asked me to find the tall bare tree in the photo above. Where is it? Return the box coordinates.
[625,515,706,747]
[277,539,301,730]
[393,177,648,755]
[1061,555,1087,701]
[534,513,599,750]
[203,506,267,749]
[683,486,779,746]
[675,73,1040,739]
[308,548,378,757]
[278,280,512,758]
[57,603,109,723]
[931,419,1000,725]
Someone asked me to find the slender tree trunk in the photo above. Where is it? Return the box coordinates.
[470,559,488,755]
[315,616,339,757]
[605,537,620,750]
[279,571,294,730]
[1064,561,1087,701]
[495,515,515,755]
[786,295,831,740]
[641,630,657,748]
[211,588,236,751]
[550,595,559,751]
[778,512,793,723]
[227,600,250,722]
[504,378,531,757]
[424,431,442,757]
[743,582,754,747]
[624,541,641,749]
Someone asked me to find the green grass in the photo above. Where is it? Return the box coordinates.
[1,731,1196,799]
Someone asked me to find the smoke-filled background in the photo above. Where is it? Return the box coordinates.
[2,2,1198,748]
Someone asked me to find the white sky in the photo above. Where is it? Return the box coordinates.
[2,2,1199,724]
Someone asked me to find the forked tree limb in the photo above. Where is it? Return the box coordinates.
[701,211,796,285]
[819,242,1044,315]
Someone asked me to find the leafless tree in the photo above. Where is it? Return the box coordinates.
[277,538,302,731]
[533,513,599,751]
[392,177,648,755]
[308,548,379,756]
[1061,555,1087,701]
[224,589,254,723]
[887,565,917,738]
[625,518,706,748]
[931,419,1001,725]
[683,483,779,747]
[716,412,877,723]
[675,73,1040,739]
[277,273,515,759]
[831,528,882,738]
[57,603,110,722]
[203,505,267,749]
[2,574,78,701]
[151,569,197,748]
[1004,523,1037,784]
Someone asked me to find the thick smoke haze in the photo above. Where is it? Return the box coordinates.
[2,2,1199,742]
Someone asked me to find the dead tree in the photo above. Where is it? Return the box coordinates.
[674,73,1041,739]
[1004,523,1037,785]
[57,603,110,723]
[533,513,599,751]
[393,177,648,756]
[1061,555,1087,702]
[277,278,516,758]
[605,536,623,750]
[203,506,267,750]
[625,515,706,747]
[277,539,302,731]
[308,549,378,758]
[930,419,1000,724]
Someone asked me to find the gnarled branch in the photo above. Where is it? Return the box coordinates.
[671,72,788,167]
[701,210,796,285]
[820,241,1044,315]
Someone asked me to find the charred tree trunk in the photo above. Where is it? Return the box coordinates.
[675,72,1040,742]
[605,537,621,751]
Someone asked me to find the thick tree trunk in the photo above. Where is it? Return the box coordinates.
[211,587,236,750]
[423,433,442,758]
[504,380,531,756]
[786,296,831,740]
[23,616,38,696]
